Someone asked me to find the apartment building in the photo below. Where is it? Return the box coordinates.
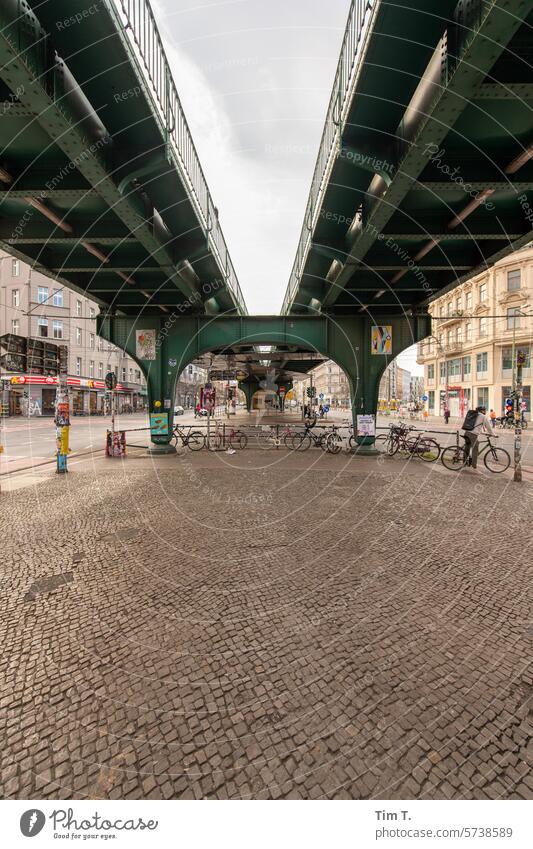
[417,246,533,419]
[307,360,351,407]
[0,251,147,415]
[378,360,412,403]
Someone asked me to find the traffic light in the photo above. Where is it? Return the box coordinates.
[306,386,315,398]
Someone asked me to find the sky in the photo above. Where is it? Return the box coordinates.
[152,0,422,375]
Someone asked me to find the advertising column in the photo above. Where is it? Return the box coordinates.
[55,374,70,474]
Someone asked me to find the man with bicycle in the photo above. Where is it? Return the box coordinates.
[462,405,497,469]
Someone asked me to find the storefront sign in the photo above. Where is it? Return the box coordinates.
[150,412,169,435]
[136,329,156,361]
[357,414,376,436]
[371,326,392,355]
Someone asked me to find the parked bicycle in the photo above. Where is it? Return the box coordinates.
[376,422,440,462]
[290,418,329,452]
[256,424,296,450]
[441,435,510,473]
[172,424,205,450]
[211,420,248,450]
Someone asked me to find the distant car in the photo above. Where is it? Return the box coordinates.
[174,405,184,416]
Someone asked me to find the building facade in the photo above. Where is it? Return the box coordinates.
[307,360,350,407]
[0,251,147,415]
[378,361,412,404]
[417,246,533,419]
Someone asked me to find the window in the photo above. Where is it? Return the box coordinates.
[428,390,435,412]
[478,387,489,408]
[98,363,103,378]
[129,368,133,382]
[479,282,487,302]
[188,365,193,374]
[507,269,521,291]
[456,296,461,312]
[457,325,463,343]
[479,317,487,337]
[11,319,19,335]
[97,338,102,351]
[76,327,82,345]
[427,364,435,380]
[449,358,461,377]
[465,291,472,310]
[89,333,95,349]
[440,362,447,383]
[121,367,126,382]
[12,289,20,307]
[476,352,488,375]
[439,306,445,318]
[507,307,520,330]
[465,322,472,341]
[89,361,94,378]
[462,356,471,378]
[89,307,95,319]
[38,317,48,337]
[12,259,20,277]
[447,301,453,316]
[52,289,63,307]
[502,345,531,373]
[52,320,63,339]
[76,300,82,317]
[76,357,82,376]
[37,286,49,304]
[135,370,141,381]
[447,329,454,344]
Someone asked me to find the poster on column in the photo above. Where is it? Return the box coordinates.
[357,414,376,437]
[136,329,156,360]
[371,325,392,355]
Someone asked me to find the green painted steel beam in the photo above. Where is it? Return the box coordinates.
[410,182,533,193]
[474,84,533,99]
[381,232,523,241]
[0,189,99,201]
[294,1,533,313]
[0,3,242,315]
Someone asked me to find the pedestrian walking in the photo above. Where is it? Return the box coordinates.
[318,403,324,417]
[462,405,497,470]
[443,404,450,425]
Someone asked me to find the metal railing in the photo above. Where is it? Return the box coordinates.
[281,0,378,314]
[107,0,247,314]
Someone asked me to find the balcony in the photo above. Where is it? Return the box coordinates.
[417,342,435,361]
[442,341,464,354]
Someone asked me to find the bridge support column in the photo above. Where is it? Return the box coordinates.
[240,379,259,413]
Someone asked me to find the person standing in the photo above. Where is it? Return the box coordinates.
[462,405,497,470]
[443,404,450,425]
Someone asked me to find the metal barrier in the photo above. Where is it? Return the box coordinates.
[107,0,247,314]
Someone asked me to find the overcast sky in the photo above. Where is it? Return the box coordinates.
[153,0,422,374]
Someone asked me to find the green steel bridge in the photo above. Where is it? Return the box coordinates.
[0,0,532,448]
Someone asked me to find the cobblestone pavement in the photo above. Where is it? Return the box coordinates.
[1,448,531,800]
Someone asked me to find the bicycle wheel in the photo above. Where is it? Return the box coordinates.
[209,432,223,450]
[282,432,294,449]
[409,437,440,462]
[186,431,205,451]
[441,445,466,471]
[348,434,358,451]
[484,446,510,473]
[386,436,399,456]
[291,432,311,451]
[230,431,247,450]
[326,432,343,454]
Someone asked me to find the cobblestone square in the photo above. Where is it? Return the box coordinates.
[0,451,531,800]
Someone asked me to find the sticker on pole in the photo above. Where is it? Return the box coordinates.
[371,325,392,355]
[136,329,156,361]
